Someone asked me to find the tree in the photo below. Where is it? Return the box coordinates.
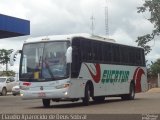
[0,70,16,77]
[0,49,13,71]
[150,59,160,77]
[136,0,160,55]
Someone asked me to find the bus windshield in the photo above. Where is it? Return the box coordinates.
[19,41,69,82]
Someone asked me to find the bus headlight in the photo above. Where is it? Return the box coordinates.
[55,83,70,89]
[64,91,68,96]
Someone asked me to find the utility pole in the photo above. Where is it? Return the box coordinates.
[158,73,160,87]
[105,0,109,38]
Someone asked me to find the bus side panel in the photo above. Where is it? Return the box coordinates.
[100,64,130,96]
[79,63,131,96]
[80,63,107,96]
[79,63,148,96]
[70,63,148,98]
[69,78,85,98]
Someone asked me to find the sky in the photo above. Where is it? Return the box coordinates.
[0,0,160,72]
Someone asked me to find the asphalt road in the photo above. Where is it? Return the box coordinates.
[0,92,160,114]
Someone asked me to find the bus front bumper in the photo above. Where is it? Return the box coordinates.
[20,88,69,100]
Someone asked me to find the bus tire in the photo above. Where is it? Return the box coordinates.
[121,82,135,100]
[42,99,51,108]
[92,96,105,103]
[82,84,90,106]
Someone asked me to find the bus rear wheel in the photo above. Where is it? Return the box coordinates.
[82,85,90,106]
[121,83,135,100]
[42,99,51,108]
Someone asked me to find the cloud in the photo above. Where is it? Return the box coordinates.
[0,0,28,19]
[111,28,136,46]
[0,0,158,71]
[0,0,148,38]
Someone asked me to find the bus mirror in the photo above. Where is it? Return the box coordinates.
[66,46,72,63]
[10,50,21,66]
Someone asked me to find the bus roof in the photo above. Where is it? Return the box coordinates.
[24,33,143,49]
[24,33,115,44]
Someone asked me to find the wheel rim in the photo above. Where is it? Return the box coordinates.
[131,86,135,98]
[88,88,90,101]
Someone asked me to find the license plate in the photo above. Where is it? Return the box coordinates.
[38,92,46,97]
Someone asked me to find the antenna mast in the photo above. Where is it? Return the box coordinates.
[105,0,109,38]
[90,15,95,35]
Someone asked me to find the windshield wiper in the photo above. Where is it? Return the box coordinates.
[53,76,68,80]
[38,79,45,81]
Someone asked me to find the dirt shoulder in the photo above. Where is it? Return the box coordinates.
[147,88,160,93]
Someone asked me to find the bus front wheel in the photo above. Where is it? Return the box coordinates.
[82,85,90,106]
[42,99,51,108]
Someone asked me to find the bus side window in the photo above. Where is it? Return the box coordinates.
[71,38,81,78]
[92,41,97,62]
[135,49,141,66]
[98,42,102,62]
[103,43,112,63]
[80,39,87,62]
[142,49,146,66]
[112,44,120,64]
[140,49,145,66]
[129,48,135,66]
[121,46,129,65]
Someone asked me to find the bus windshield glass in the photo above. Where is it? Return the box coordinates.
[19,41,69,82]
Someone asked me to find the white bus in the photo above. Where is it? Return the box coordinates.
[11,34,147,107]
